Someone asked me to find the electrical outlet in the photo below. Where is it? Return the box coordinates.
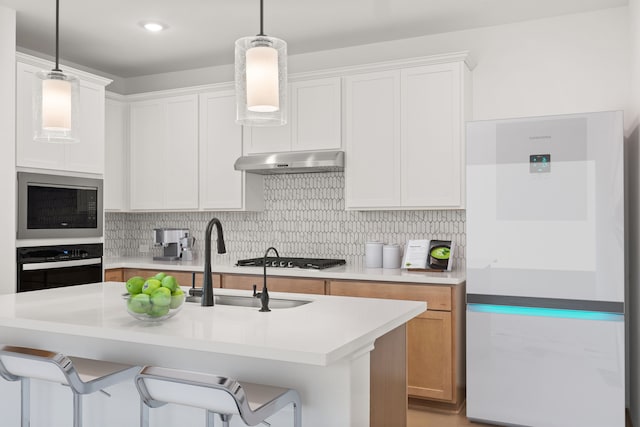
[139,244,149,253]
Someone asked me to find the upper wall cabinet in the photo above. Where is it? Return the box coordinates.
[129,94,199,210]
[243,77,342,154]
[199,89,264,211]
[104,96,128,211]
[344,55,472,210]
[15,54,111,175]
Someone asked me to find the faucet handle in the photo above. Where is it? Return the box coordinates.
[253,284,258,297]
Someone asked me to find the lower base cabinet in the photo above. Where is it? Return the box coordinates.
[104,268,464,408]
[328,279,466,410]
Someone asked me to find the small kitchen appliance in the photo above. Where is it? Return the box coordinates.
[17,172,103,240]
[153,228,193,261]
[466,111,625,427]
[236,257,346,270]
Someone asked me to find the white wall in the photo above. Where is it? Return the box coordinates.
[627,0,640,424]
[0,5,16,294]
[122,7,631,128]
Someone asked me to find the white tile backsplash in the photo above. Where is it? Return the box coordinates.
[105,172,466,268]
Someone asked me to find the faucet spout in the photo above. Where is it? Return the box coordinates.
[260,247,279,312]
[202,218,226,307]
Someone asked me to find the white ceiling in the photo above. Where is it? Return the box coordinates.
[0,0,628,78]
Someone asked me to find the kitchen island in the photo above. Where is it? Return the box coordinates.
[0,283,425,427]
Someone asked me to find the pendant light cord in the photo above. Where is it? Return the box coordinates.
[258,0,265,36]
[53,0,61,71]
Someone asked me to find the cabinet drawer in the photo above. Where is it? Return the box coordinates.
[122,268,221,289]
[104,268,124,282]
[222,274,325,295]
[327,280,451,312]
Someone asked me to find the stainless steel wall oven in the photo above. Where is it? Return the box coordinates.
[17,244,103,293]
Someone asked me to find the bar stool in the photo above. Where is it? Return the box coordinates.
[135,366,302,427]
[0,345,140,427]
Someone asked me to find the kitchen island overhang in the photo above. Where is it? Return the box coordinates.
[0,283,425,427]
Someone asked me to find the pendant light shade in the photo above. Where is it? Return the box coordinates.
[235,0,287,126]
[33,0,80,143]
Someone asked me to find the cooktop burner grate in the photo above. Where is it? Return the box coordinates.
[236,257,346,270]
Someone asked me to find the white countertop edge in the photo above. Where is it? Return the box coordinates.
[105,257,466,285]
[0,284,427,366]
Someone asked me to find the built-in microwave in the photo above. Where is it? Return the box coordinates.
[17,172,103,239]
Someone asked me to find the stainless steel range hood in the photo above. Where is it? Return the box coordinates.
[234,150,344,175]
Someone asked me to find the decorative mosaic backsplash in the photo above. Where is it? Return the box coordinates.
[105,172,466,269]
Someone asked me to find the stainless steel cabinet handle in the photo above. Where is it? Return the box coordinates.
[22,258,102,271]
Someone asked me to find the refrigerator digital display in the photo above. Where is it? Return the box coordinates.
[529,154,551,173]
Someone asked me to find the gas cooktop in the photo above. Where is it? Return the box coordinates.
[236,257,346,270]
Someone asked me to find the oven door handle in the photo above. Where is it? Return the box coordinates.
[21,258,102,271]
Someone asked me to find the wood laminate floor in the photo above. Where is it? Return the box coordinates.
[408,406,634,427]
[408,406,492,427]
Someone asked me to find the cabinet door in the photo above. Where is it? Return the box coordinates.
[344,71,401,209]
[291,77,341,151]
[164,95,199,209]
[242,86,292,155]
[407,311,453,401]
[129,95,198,210]
[199,90,244,210]
[16,61,66,169]
[16,61,106,174]
[401,64,462,208]
[104,98,128,210]
[65,81,105,174]
[129,100,164,209]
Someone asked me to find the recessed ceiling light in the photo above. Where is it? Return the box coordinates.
[140,21,167,32]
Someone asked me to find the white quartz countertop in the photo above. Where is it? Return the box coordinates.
[0,283,425,366]
[104,256,465,285]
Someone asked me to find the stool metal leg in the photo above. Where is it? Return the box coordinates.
[293,401,301,427]
[140,400,150,427]
[205,410,216,427]
[72,391,83,427]
[219,413,231,427]
[20,377,30,427]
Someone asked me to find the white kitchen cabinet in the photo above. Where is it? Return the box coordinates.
[129,94,199,210]
[344,59,471,210]
[104,96,128,210]
[243,77,342,154]
[344,71,402,208]
[199,89,264,211]
[15,55,111,174]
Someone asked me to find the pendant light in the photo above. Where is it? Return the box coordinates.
[235,0,287,126]
[33,0,80,143]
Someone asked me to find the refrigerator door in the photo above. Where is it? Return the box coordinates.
[467,308,625,427]
[466,111,624,303]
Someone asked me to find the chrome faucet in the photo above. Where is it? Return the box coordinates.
[253,247,278,312]
[202,218,226,307]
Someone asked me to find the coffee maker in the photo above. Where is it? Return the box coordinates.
[153,228,194,261]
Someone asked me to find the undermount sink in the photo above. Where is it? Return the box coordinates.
[185,294,311,309]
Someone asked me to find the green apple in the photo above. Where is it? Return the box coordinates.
[128,294,151,314]
[148,304,170,317]
[154,272,167,281]
[142,279,162,295]
[170,288,185,309]
[125,276,145,295]
[161,275,178,292]
[150,287,171,306]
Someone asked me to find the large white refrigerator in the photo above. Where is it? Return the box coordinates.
[465,111,625,427]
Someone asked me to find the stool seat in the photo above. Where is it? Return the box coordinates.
[136,366,302,427]
[0,345,140,427]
